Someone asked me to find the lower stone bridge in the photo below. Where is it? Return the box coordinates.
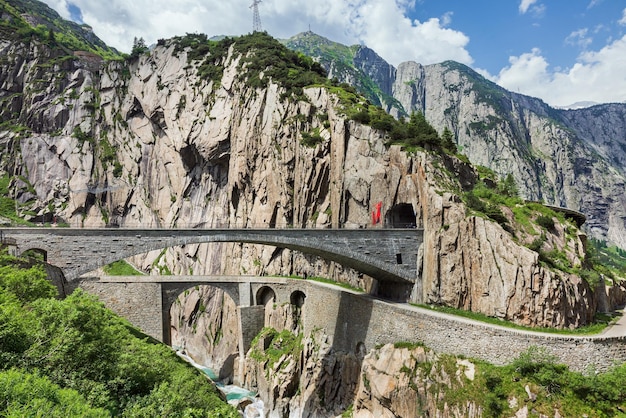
[73,275,300,355]
[73,274,626,380]
[1,227,422,285]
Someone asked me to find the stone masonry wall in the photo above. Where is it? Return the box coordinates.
[74,276,626,373]
[297,281,626,373]
[72,278,164,340]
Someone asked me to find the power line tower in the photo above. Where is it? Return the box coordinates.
[250,0,263,32]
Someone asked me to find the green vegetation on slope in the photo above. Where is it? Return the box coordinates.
[460,166,614,286]
[283,31,407,116]
[0,249,237,417]
[172,31,328,99]
[0,0,121,59]
[356,343,626,417]
[102,260,144,276]
[471,347,626,417]
[416,303,616,335]
[587,238,626,280]
[0,174,34,226]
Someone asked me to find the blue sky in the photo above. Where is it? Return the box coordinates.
[414,1,626,77]
[40,0,626,108]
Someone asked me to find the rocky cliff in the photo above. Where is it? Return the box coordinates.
[285,32,626,250]
[0,24,613,326]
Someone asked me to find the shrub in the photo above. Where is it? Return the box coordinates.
[536,215,555,231]
[301,129,324,147]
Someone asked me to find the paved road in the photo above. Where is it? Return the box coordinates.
[308,278,626,339]
[600,307,626,337]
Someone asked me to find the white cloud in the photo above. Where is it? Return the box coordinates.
[588,0,604,9]
[347,1,472,66]
[565,28,592,50]
[519,0,545,18]
[619,8,626,26]
[38,0,473,67]
[519,0,537,14]
[495,35,626,107]
[440,11,453,27]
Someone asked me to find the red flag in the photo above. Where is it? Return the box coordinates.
[372,201,382,225]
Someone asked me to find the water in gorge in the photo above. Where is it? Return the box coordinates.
[175,350,265,417]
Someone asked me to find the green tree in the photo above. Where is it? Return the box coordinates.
[0,262,56,303]
[0,291,35,367]
[498,173,519,198]
[406,112,440,147]
[130,37,148,58]
[441,126,457,153]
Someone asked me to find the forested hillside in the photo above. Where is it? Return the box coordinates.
[0,250,237,417]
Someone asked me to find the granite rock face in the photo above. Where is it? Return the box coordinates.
[0,33,606,330]
[285,32,626,249]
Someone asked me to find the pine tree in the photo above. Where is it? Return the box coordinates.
[441,126,457,153]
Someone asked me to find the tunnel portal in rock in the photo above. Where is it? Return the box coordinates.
[386,203,417,228]
[290,290,306,308]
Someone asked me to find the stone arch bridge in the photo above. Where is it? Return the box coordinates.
[74,274,626,380]
[1,227,423,284]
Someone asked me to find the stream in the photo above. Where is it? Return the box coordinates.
[176,350,265,417]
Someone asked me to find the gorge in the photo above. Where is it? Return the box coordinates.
[2,0,626,416]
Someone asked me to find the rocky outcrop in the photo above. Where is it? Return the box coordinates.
[420,179,595,327]
[239,303,361,418]
[353,344,482,418]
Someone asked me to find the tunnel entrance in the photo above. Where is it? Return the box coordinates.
[386,203,417,228]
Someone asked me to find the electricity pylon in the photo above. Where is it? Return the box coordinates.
[250,0,262,32]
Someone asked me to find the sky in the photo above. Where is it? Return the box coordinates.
[40,0,626,108]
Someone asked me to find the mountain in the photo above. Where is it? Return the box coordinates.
[558,101,599,109]
[0,0,120,59]
[3,2,626,415]
[282,31,405,117]
[284,32,626,250]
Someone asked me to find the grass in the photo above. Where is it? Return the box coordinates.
[102,260,144,276]
[0,174,35,226]
[415,303,619,335]
[249,327,303,371]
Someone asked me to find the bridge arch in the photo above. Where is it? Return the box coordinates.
[168,284,240,381]
[290,290,306,308]
[20,247,48,262]
[256,286,276,306]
